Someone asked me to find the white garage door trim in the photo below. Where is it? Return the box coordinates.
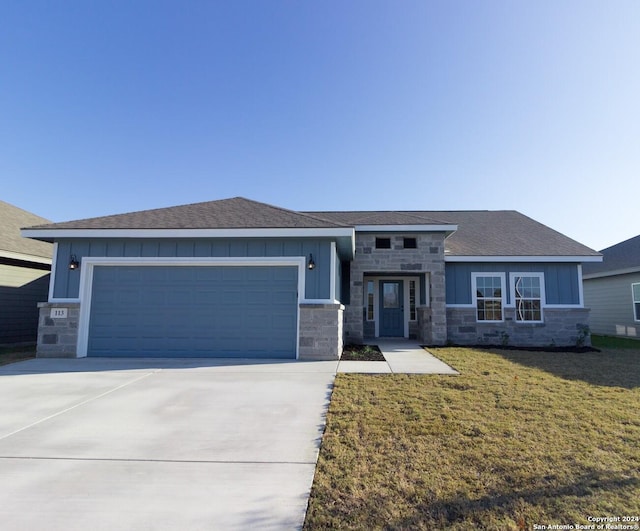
[77,256,306,359]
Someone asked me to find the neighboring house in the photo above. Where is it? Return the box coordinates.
[21,197,601,360]
[0,200,52,345]
[582,235,640,339]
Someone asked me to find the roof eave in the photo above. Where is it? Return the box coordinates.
[21,227,356,259]
[583,266,640,280]
[445,255,603,263]
[0,249,52,265]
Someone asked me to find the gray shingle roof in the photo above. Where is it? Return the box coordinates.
[583,235,640,275]
[0,200,52,261]
[27,197,349,230]
[308,209,599,258]
[303,210,453,226]
[23,197,599,259]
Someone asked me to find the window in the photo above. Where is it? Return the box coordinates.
[366,280,375,320]
[383,282,400,308]
[511,273,545,323]
[375,237,391,249]
[633,283,640,322]
[472,273,505,322]
[409,280,417,321]
[403,237,417,249]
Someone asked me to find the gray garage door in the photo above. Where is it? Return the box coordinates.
[87,265,298,358]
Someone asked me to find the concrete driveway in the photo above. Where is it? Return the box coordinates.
[0,358,337,531]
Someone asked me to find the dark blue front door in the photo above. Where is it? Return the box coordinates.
[379,280,404,337]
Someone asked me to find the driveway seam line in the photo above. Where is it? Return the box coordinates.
[0,371,157,442]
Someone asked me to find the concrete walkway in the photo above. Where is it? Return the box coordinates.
[337,340,459,374]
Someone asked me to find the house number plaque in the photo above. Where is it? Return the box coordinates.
[50,308,68,319]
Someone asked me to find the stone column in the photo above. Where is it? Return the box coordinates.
[36,302,80,358]
[299,303,344,360]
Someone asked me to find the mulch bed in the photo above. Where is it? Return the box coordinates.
[340,344,386,361]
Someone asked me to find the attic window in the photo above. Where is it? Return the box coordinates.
[403,237,417,249]
[375,237,391,249]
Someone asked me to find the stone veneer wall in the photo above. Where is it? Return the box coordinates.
[344,232,448,345]
[446,307,592,347]
[298,303,344,360]
[417,306,433,344]
[36,302,80,358]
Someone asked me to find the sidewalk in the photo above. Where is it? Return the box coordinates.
[336,340,459,374]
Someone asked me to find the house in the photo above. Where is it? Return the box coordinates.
[21,197,601,359]
[1,200,52,345]
[582,235,640,339]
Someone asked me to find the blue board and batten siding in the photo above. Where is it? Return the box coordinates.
[88,265,298,358]
[445,263,582,305]
[52,238,334,300]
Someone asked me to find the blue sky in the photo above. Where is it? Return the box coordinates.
[1,1,638,251]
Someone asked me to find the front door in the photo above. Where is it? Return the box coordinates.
[379,280,404,337]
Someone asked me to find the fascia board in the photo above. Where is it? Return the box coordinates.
[445,255,603,263]
[0,249,52,265]
[21,227,355,240]
[583,266,640,280]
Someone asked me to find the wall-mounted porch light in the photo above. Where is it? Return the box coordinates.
[307,253,315,270]
[69,254,80,270]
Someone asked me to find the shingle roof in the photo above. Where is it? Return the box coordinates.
[308,209,600,258]
[23,197,599,259]
[0,200,52,261]
[583,235,640,276]
[303,210,453,226]
[27,197,349,230]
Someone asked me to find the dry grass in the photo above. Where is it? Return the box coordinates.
[305,346,640,530]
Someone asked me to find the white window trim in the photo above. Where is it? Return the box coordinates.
[632,282,640,323]
[75,256,307,359]
[471,272,506,323]
[509,272,545,323]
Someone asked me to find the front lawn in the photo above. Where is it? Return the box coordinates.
[304,346,640,530]
[592,334,640,349]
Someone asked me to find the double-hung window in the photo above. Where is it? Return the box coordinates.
[511,273,545,323]
[472,273,505,322]
[633,283,640,322]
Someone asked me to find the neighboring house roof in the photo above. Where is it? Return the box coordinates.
[22,197,600,261]
[0,200,52,264]
[309,209,600,260]
[583,235,640,278]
